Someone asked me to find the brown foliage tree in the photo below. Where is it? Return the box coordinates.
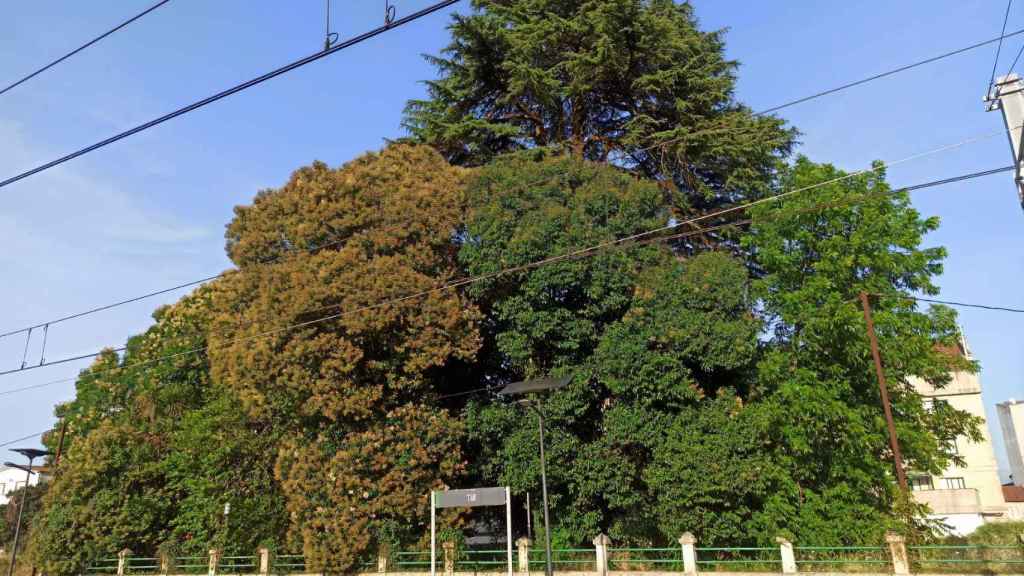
[208,144,480,570]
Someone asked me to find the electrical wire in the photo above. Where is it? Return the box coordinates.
[0,430,47,449]
[0,161,1012,398]
[758,27,1024,117]
[872,294,1024,314]
[0,0,172,98]
[0,0,462,191]
[3,119,1017,353]
[989,1,1014,90]
[645,27,1024,152]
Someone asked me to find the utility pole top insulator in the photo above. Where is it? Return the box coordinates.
[986,73,1024,212]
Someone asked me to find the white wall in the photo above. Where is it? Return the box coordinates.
[0,466,39,506]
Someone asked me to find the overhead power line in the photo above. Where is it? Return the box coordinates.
[988,1,1014,90]
[0,0,462,191]
[0,0,172,98]
[0,160,1012,398]
[3,117,1016,354]
[758,27,1024,117]
[645,28,1024,152]
[0,430,47,449]
[873,294,1024,314]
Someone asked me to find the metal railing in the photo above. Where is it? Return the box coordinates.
[528,547,595,572]
[608,547,684,571]
[794,546,890,573]
[79,540,1024,575]
[908,544,1024,574]
[696,547,780,572]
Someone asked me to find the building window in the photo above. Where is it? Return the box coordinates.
[943,477,966,489]
[910,475,934,491]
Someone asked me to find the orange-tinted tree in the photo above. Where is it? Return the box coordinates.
[208,144,480,570]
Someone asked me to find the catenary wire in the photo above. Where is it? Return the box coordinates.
[0,160,1012,397]
[4,28,1019,340]
[0,0,462,191]
[0,224,391,341]
[0,0,172,98]
[644,28,1024,152]
[989,1,1014,90]
[872,294,1024,314]
[0,430,48,449]
[3,115,1017,352]
[0,128,1013,378]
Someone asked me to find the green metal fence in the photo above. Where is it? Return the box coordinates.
[529,547,594,572]
[85,557,120,575]
[608,547,684,571]
[271,553,305,574]
[696,547,780,572]
[794,546,890,573]
[908,544,1024,574]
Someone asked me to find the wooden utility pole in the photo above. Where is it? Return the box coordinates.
[54,419,68,468]
[859,292,909,492]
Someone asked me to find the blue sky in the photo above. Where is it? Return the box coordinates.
[1,1,1021,480]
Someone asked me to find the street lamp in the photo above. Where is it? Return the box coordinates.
[5,447,51,576]
[499,375,570,576]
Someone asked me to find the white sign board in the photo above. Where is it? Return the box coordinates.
[431,487,512,576]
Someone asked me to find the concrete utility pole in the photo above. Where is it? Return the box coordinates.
[985,73,1024,211]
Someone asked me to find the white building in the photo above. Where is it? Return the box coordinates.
[0,464,40,506]
[996,399,1024,486]
[909,336,1008,535]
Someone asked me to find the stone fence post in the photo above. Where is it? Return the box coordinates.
[159,550,172,576]
[593,534,610,576]
[886,532,909,576]
[516,538,531,574]
[442,541,455,576]
[257,548,271,576]
[678,533,697,576]
[116,549,132,576]
[378,544,390,573]
[207,548,221,576]
[776,537,796,574]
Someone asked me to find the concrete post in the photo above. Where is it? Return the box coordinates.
[593,534,610,576]
[378,544,390,574]
[208,549,221,576]
[516,538,531,574]
[257,548,270,576]
[116,549,132,576]
[159,551,172,576]
[775,538,796,574]
[442,542,455,576]
[986,73,1024,210]
[885,532,910,576]
[678,533,697,576]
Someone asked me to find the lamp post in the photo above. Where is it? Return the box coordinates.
[499,375,570,576]
[5,448,51,576]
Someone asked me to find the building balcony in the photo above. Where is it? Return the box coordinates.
[913,487,981,514]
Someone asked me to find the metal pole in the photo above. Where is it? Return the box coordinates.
[505,487,513,576]
[430,491,437,576]
[526,492,532,541]
[536,406,553,576]
[7,456,35,576]
[859,292,909,492]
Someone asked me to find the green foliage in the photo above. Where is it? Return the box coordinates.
[404,0,793,216]
[741,157,982,542]
[28,289,285,575]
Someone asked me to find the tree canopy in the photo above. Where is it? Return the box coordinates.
[404,0,794,218]
[207,144,480,572]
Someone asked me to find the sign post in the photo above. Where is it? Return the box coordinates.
[430,487,514,576]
